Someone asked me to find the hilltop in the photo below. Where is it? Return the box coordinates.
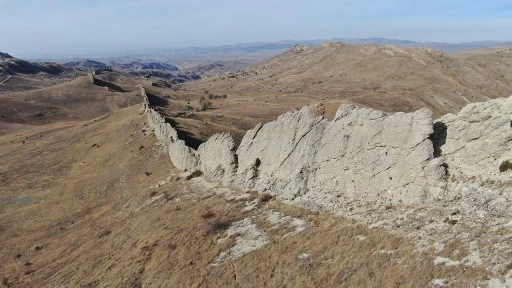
[0,52,66,76]
[179,43,512,119]
[62,59,110,70]
[113,61,179,71]
[0,52,85,93]
[0,72,140,128]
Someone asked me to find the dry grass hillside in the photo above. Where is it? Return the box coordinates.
[140,44,512,145]
[0,104,491,287]
[179,43,512,119]
[0,53,82,93]
[0,72,142,129]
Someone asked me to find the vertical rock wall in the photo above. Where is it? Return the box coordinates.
[88,73,95,84]
[433,96,512,184]
[141,88,509,210]
[232,104,445,209]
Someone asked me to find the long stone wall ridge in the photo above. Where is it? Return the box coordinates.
[141,86,512,214]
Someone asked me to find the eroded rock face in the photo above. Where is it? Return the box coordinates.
[142,87,511,211]
[198,133,237,184]
[88,73,95,84]
[304,105,444,207]
[168,138,199,171]
[234,105,326,199]
[234,104,444,208]
[433,96,512,183]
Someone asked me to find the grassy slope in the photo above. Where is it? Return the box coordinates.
[179,44,512,119]
[0,73,141,125]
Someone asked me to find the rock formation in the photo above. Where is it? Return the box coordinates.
[433,96,512,183]
[88,73,95,84]
[141,87,512,213]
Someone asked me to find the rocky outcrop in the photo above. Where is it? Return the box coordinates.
[433,96,512,185]
[142,85,511,212]
[231,104,446,210]
[168,138,199,171]
[88,73,95,85]
[141,93,512,285]
[149,92,504,212]
[198,133,237,184]
[234,105,326,200]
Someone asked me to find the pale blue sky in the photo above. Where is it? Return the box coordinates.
[1,0,512,57]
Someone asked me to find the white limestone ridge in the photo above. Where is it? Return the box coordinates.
[141,86,512,215]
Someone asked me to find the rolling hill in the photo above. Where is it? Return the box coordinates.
[0,72,141,127]
[63,59,110,70]
[113,61,179,71]
[0,52,83,93]
[181,43,512,118]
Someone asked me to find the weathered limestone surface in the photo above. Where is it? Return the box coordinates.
[303,105,444,207]
[140,86,149,112]
[142,87,512,211]
[141,86,198,171]
[168,138,199,171]
[198,133,237,184]
[234,104,444,208]
[234,105,327,200]
[88,73,95,84]
[433,96,512,182]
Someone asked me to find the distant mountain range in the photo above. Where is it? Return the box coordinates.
[163,38,512,57]
[19,38,512,61]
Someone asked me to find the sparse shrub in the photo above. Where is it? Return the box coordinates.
[198,96,213,111]
[145,171,152,176]
[201,211,215,219]
[258,193,273,203]
[149,191,158,197]
[33,111,46,118]
[444,218,458,225]
[97,230,112,238]
[205,218,231,235]
[499,160,512,172]
[203,90,209,94]
[207,94,214,99]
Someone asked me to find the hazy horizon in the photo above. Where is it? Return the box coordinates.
[2,0,512,58]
